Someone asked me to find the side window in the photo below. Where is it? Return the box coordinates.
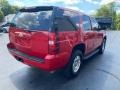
[82,15,91,31]
[69,13,80,28]
[54,17,76,31]
[64,10,80,28]
[91,18,99,30]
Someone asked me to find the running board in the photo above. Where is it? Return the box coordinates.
[84,49,99,60]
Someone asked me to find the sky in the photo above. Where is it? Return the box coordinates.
[7,0,120,15]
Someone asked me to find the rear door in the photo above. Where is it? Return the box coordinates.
[53,13,79,54]
[82,15,95,54]
[9,7,53,58]
[52,9,81,55]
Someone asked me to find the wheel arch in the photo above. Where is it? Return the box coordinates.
[72,43,86,55]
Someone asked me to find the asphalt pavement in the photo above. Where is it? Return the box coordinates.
[0,31,120,90]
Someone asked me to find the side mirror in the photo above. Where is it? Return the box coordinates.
[98,27,107,31]
[97,25,101,31]
[98,25,107,31]
[92,27,100,31]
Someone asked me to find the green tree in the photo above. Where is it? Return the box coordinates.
[12,6,20,12]
[96,6,111,17]
[96,2,115,17]
[116,14,120,30]
[0,0,19,16]
[95,2,117,29]
[0,10,4,22]
[1,0,14,16]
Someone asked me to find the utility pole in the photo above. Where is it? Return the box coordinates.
[114,0,120,30]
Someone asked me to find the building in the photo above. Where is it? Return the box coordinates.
[96,17,112,30]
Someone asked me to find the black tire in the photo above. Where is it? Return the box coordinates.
[98,39,106,54]
[64,50,83,78]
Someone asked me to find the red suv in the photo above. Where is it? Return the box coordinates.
[7,6,106,77]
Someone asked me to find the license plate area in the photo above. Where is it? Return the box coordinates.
[14,32,31,47]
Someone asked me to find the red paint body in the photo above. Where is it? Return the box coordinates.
[7,6,106,71]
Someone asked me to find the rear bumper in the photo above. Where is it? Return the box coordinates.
[8,48,44,63]
[7,43,69,71]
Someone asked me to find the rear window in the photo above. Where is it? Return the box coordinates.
[12,8,53,31]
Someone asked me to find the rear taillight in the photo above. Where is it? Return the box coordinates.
[48,33,60,54]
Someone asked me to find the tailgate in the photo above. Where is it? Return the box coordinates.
[9,27,49,58]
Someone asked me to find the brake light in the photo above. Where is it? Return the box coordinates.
[48,33,60,54]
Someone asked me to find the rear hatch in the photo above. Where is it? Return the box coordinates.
[9,6,53,58]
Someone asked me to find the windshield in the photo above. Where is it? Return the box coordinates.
[12,10,53,31]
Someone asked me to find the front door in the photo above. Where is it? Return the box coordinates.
[90,17,103,49]
[82,15,95,54]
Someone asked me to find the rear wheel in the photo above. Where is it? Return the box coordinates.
[64,50,83,78]
[98,39,106,54]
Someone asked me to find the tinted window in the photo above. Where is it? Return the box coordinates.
[91,18,99,30]
[12,10,52,30]
[54,17,76,31]
[82,15,91,31]
[64,10,80,28]
[54,8,64,17]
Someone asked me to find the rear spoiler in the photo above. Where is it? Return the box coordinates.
[20,6,54,12]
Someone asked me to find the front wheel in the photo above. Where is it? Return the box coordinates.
[64,50,83,78]
[98,39,106,54]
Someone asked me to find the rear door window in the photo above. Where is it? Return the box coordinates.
[54,17,76,31]
[64,10,81,29]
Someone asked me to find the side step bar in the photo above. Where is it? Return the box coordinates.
[84,49,99,60]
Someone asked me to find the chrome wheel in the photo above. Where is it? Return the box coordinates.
[64,50,83,78]
[72,55,81,73]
